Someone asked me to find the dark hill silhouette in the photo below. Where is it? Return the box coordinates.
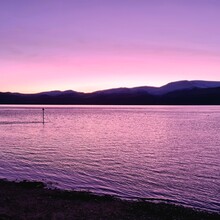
[1,80,220,105]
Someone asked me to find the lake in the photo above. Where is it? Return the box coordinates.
[0,105,219,212]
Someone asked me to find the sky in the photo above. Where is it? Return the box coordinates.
[1,0,220,93]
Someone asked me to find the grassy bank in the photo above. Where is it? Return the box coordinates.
[0,179,219,220]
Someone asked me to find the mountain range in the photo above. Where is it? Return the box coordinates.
[1,80,220,105]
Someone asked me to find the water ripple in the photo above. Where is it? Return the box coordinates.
[0,105,220,213]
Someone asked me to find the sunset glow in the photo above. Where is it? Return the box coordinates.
[1,0,220,93]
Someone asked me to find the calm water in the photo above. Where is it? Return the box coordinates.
[0,105,219,212]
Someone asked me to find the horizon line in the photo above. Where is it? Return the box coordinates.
[1,79,220,95]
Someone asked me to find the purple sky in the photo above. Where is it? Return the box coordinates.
[1,0,220,93]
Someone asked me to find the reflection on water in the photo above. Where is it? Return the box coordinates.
[0,105,219,212]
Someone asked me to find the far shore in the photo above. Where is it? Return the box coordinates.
[0,179,219,220]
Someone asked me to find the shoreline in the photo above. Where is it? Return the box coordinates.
[0,179,219,220]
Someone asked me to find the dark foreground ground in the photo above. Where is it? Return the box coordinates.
[0,179,219,220]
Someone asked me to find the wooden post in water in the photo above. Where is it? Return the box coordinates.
[42,108,45,124]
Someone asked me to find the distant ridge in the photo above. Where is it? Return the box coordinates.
[1,80,220,105]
